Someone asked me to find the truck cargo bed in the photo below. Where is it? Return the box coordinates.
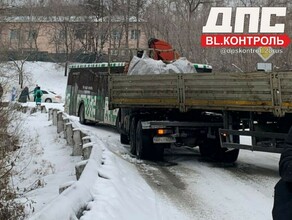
[109,72,292,117]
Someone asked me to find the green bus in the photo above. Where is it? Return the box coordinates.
[64,62,126,125]
[64,62,212,125]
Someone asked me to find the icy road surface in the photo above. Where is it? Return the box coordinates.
[76,120,280,220]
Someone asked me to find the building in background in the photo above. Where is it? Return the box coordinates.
[0,14,147,62]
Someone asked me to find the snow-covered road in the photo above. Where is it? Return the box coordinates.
[74,117,280,220]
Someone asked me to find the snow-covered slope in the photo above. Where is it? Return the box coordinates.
[1,61,67,102]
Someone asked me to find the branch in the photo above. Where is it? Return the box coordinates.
[0,165,13,179]
[190,0,202,13]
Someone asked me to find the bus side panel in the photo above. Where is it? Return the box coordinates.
[95,94,104,122]
[94,74,106,122]
[72,82,79,116]
[67,65,124,124]
[104,97,119,125]
[65,84,79,116]
[76,93,97,121]
[96,74,118,125]
[66,70,80,116]
[78,70,98,121]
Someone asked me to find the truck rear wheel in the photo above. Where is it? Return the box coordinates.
[115,110,121,132]
[219,148,239,163]
[199,139,239,163]
[116,110,129,145]
[135,120,151,159]
[120,134,130,145]
[129,117,137,155]
[153,144,165,161]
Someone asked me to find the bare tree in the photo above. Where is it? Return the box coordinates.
[143,0,211,60]
[10,59,27,89]
[81,0,111,60]
[45,0,88,75]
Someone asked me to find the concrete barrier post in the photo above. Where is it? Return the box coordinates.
[82,142,93,160]
[41,105,47,113]
[72,128,83,156]
[82,136,91,145]
[59,181,75,194]
[63,118,70,139]
[52,109,58,125]
[30,107,37,114]
[57,112,64,133]
[48,108,53,120]
[14,102,22,111]
[75,160,88,180]
[22,106,28,113]
[65,123,74,146]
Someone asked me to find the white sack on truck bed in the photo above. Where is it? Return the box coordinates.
[127,53,196,75]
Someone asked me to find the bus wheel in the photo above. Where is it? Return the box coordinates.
[79,104,87,125]
[129,117,137,155]
[135,120,151,160]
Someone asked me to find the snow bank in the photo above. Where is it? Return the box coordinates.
[29,112,103,220]
[29,109,161,220]
[30,140,104,220]
[127,54,196,75]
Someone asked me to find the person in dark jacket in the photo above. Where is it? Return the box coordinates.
[18,86,30,103]
[272,127,292,219]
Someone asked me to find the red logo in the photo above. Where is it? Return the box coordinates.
[201,34,290,47]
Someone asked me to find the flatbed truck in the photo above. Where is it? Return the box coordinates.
[109,71,292,162]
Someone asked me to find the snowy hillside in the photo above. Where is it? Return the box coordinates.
[23,62,67,97]
[1,61,67,102]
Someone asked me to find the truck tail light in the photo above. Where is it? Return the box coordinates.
[157,129,172,135]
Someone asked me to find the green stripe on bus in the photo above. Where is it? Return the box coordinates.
[69,62,126,69]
